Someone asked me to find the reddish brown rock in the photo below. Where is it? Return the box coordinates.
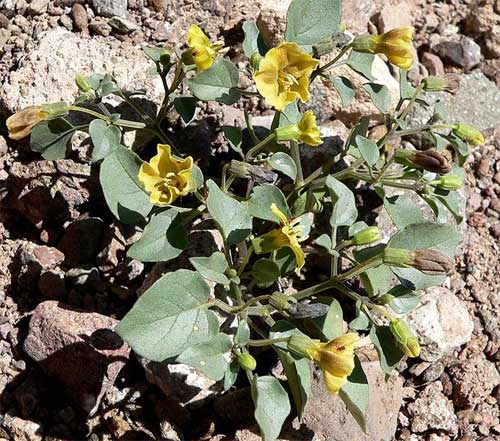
[421,52,445,76]
[23,301,130,415]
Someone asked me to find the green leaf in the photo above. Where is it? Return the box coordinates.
[384,194,426,230]
[370,326,404,374]
[270,321,310,419]
[278,101,301,127]
[331,76,355,108]
[355,135,380,166]
[388,222,460,290]
[285,0,342,51]
[432,189,464,224]
[246,185,291,222]
[100,146,152,224]
[187,59,240,104]
[274,247,297,276]
[127,209,186,262]
[89,119,121,162]
[242,20,268,57]
[309,297,343,340]
[349,221,369,236]
[326,175,358,227]
[224,360,240,390]
[399,70,416,100]
[176,333,232,381]
[116,269,219,361]
[189,251,230,285]
[268,152,297,181]
[206,180,252,245]
[173,95,197,125]
[88,73,120,97]
[339,356,369,433]
[349,301,370,331]
[347,52,376,81]
[388,285,419,314]
[235,320,251,345]
[30,119,75,160]
[143,46,171,65]
[222,125,243,157]
[346,116,370,155]
[356,244,396,297]
[362,83,392,114]
[314,234,333,253]
[252,258,280,285]
[252,375,291,441]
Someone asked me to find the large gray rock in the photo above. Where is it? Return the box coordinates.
[404,287,474,362]
[23,301,130,415]
[92,0,127,18]
[301,358,404,441]
[0,27,163,112]
[411,72,500,132]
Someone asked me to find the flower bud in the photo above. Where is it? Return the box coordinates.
[410,249,454,276]
[237,352,257,371]
[452,123,484,146]
[274,110,322,146]
[383,247,453,275]
[351,226,382,246]
[229,160,277,184]
[395,149,451,174]
[376,294,395,305]
[389,319,420,357]
[431,174,463,190]
[75,74,93,93]
[269,292,296,312]
[41,102,70,118]
[422,74,460,94]
[225,268,238,279]
[287,335,315,360]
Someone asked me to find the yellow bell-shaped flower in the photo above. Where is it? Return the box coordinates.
[252,203,307,273]
[187,24,225,71]
[275,110,322,146]
[254,42,319,111]
[138,144,193,206]
[288,333,360,394]
[352,27,414,70]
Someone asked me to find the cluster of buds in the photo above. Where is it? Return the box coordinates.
[383,247,454,276]
[394,149,451,174]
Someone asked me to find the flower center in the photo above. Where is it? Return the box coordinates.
[277,69,299,93]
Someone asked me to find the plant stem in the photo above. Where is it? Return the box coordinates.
[69,105,109,122]
[244,108,260,145]
[312,44,352,81]
[248,337,290,347]
[245,133,276,160]
[336,255,383,281]
[290,140,304,185]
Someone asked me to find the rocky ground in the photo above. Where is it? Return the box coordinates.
[0,0,499,440]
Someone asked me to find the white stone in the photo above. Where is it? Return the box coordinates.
[404,287,474,361]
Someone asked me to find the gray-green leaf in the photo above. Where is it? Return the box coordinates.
[331,75,355,108]
[30,119,75,160]
[100,146,152,224]
[189,251,230,285]
[176,333,232,381]
[326,175,358,227]
[206,180,252,245]
[242,20,268,57]
[356,135,380,166]
[127,208,186,262]
[173,95,197,125]
[362,83,392,114]
[89,119,121,162]
[246,185,291,222]
[116,269,219,361]
[268,152,297,181]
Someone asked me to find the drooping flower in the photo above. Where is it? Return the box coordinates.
[452,123,484,146]
[287,333,360,394]
[138,144,193,206]
[352,27,414,70]
[186,24,224,71]
[275,110,322,146]
[7,102,69,140]
[252,203,307,273]
[254,42,319,111]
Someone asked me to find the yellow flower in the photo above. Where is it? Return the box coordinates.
[352,27,414,70]
[187,24,224,71]
[254,42,319,111]
[452,123,484,146]
[138,144,193,206]
[252,203,306,273]
[288,333,360,394]
[6,102,69,140]
[275,110,322,146]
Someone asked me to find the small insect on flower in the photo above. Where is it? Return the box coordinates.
[287,333,360,394]
[274,110,322,146]
[7,102,69,140]
[252,203,307,273]
[138,144,194,206]
[352,27,415,70]
[254,42,320,111]
[186,24,225,71]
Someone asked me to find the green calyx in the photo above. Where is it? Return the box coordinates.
[389,319,420,357]
[237,352,257,371]
[351,226,381,246]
